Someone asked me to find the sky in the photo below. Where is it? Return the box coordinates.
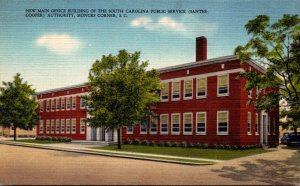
[0,0,299,92]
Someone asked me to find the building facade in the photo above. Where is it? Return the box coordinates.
[36,37,279,146]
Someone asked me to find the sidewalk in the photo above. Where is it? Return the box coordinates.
[0,138,219,165]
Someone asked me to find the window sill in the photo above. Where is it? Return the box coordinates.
[247,133,252,135]
[171,99,180,101]
[183,97,193,100]
[217,133,228,135]
[196,96,207,99]
[160,132,168,135]
[126,132,133,135]
[255,133,259,135]
[217,94,229,97]
[160,99,169,102]
[196,133,206,135]
[150,132,157,135]
[171,132,180,135]
[183,132,193,135]
[140,132,147,135]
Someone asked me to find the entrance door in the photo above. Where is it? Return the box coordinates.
[261,114,268,145]
[91,127,97,141]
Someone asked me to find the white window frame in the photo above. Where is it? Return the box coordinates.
[80,96,86,109]
[66,97,71,111]
[160,82,169,102]
[46,100,50,112]
[196,77,207,99]
[217,74,229,97]
[196,112,206,135]
[51,99,55,112]
[80,118,86,134]
[171,113,180,135]
[150,116,157,134]
[55,119,60,134]
[39,120,43,133]
[160,114,169,135]
[140,120,148,134]
[184,79,193,100]
[51,120,55,134]
[247,112,252,135]
[172,81,181,101]
[66,119,71,134]
[126,125,133,134]
[61,97,65,111]
[71,118,76,134]
[39,101,44,112]
[183,113,193,135]
[255,113,259,135]
[217,111,229,135]
[72,97,76,110]
[46,120,50,134]
[60,119,65,134]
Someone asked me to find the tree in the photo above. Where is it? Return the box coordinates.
[0,73,39,140]
[87,50,161,149]
[235,14,300,132]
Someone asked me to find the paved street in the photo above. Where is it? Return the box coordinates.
[0,144,299,185]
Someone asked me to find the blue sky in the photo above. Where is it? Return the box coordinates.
[0,0,299,91]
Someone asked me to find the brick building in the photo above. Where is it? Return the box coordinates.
[36,36,279,146]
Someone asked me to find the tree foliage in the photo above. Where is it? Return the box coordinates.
[87,50,161,148]
[235,14,300,131]
[0,73,39,140]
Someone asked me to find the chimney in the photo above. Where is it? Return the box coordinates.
[196,36,207,62]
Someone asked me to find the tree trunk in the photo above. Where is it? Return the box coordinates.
[117,128,121,149]
[13,125,17,141]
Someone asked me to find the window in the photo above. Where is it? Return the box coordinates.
[171,114,180,135]
[66,119,71,134]
[39,120,43,133]
[126,125,133,134]
[46,100,50,112]
[51,99,55,111]
[161,82,169,101]
[66,97,71,110]
[218,75,229,96]
[39,101,44,112]
[183,113,193,135]
[247,112,251,135]
[217,111,228,135]
[71,118,76,134]
[150,116,157,134]
[46,120,50,133]
[51,120,55,133]
[140,120,148,134]
[80,96,86,109]
[184,80,193,99]
[56,119,60,134]
[72,97,76,110]
[61,97,65,110]
[196,112,206,134]
[172,81,180,100]
[255,113,259,135]
[160,114,168,134]
[60,119,65,133]
[248,89,252,98]
[80,118,86,134]
[197,78,206,98]
[56,98,60,111]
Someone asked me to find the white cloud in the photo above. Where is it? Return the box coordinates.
[130,16,218,37]
[131,16,186,32]
[36,33,82,55]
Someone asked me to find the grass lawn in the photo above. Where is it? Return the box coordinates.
[12,139,63,144]
[96,145,268,160]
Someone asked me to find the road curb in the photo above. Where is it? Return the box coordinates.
[0,141,213,166]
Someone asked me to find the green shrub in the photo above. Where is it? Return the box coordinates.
[194,143,202,148]
[141,140,149,146]
[35,136,41,140]
[213,144,219,149]
[164,141,172,147]
[187,142,194,148]
[149,140,156,146]
[45,136,52,141]
[132,139,141,145]
[157,141,165,147]
[171,142,179,147]
[219,144,225,149]
[52,137,58,141]
[179,141,187,148]
[203,144,208,149]
[124,138,132,145]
